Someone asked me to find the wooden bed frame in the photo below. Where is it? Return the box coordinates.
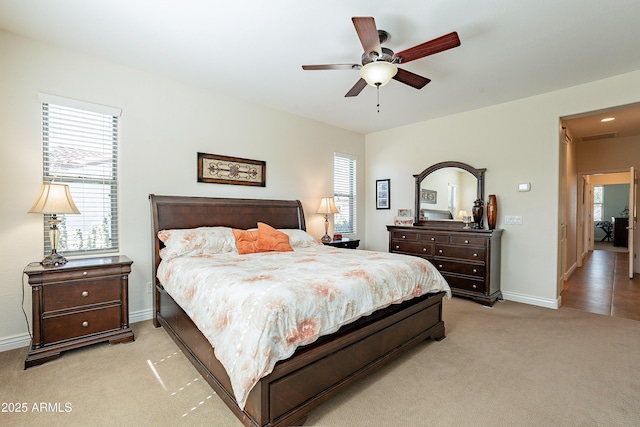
[150,194,446,427]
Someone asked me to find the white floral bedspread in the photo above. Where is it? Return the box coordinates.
[156,245,450,409]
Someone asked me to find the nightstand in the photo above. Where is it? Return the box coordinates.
[24,255,135,368]
[323,238,360,249]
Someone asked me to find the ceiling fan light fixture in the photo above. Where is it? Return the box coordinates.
[359,61,398,87]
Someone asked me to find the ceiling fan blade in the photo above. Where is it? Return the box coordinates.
[302,64,361,71]
[345,78,368,97]
[352,17,381,58]
[393,68,431,89]
[393,32,461,64]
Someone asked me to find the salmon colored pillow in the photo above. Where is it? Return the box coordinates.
[257,222,293,252]
[232,229,261,254]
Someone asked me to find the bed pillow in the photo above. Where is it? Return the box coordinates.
[278,229,322,248]
[232,228,261,255]
[158,227,237,259]
[256,222,293,252]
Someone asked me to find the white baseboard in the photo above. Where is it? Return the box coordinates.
[0,333,30,353]
[502,291,560,309]
[0,308,155,354]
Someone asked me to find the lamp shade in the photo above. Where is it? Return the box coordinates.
[28,183,80,215]
[359,61,398,87]
[316,197,339,215]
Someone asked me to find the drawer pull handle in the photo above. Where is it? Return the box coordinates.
[81,290,89,297]
[439,249,443,254]
[81,321,89,327]
[465,240,469,244]
[395,245,400,249]
[430,237,435,241]
[472,284,477,289]
[438,264,443,268]
[473,253,478,257]
[473,269,478,273]
[402,235,406,239]
[423,248,427,252]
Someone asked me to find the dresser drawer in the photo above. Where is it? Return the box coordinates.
[418,233,448,243]
[435,245,485,261]
[433,260,485,278]
[43,305,121,345]
[43,276,121,313]
[443,274,486,293]
[391,241,433,256]
[391,231,419,241]
[449,235,485,247]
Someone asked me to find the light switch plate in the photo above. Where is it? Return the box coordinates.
[504,215,523,225]
[518,183,531,192]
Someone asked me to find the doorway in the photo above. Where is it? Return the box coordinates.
[560,103,640,317]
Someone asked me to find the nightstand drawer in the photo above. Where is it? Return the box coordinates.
[43,277,121,312]
[43,305,121,345]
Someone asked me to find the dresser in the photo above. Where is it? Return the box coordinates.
[24,255,135,368]
[387,226,502,306]
[613,217,629,247]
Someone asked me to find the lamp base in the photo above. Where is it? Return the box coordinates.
[41,250,67,267]
[321,234,333,243]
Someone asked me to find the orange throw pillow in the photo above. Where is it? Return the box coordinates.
[232,228,260,254]
[257,222,293,252]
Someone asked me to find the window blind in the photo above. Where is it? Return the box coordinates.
[334,153,357,234]
[40,96,120,256]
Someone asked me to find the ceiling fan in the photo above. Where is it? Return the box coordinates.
[302,16,461,98]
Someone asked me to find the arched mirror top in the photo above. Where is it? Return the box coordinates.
[414,161,486,226]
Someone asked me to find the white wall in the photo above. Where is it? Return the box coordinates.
[365,69,640,308]
[0,30,365,350]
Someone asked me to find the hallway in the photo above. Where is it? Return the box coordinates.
[562,249,640,321]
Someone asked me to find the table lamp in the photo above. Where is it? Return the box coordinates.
[316,197,339,243]
[28,183,80,266]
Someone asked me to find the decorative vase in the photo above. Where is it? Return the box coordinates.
[472,199,484,229]
[487,194,498,230]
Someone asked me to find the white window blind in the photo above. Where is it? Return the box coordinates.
[334,153,357,234]
[39,94,121,256]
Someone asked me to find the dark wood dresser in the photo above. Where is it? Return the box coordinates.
[24,255,135,368]
[387,225,503,306]
[613,217,629,247]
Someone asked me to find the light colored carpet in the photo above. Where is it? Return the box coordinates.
[1,297,639,426]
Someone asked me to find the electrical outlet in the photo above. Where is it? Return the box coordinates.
[147,282,153,293]
[504,215,523,225]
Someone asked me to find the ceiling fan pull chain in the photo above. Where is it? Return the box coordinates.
[376,82,381,112]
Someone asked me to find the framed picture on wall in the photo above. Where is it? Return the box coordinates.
[376,179,390,210]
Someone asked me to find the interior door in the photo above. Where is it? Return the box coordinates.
[629,166,637,278]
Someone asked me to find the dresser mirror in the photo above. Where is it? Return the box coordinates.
[414,161,486,227]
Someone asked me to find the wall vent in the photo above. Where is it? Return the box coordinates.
[580,132,618,142]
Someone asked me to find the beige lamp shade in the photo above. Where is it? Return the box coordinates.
[316,197,339,215]
[28,183,80,215]
[359,61,398,87]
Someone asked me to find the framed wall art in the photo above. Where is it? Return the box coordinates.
[376,179,390,210]
[421,188,437,204]
[197,152,266,187]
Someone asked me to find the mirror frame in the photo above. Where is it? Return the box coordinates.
[414,161,486,226]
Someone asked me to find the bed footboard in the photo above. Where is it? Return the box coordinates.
[156,285,445,427]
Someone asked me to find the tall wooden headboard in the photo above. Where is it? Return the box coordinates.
[149,195,306,321]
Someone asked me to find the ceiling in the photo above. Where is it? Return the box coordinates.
[1,0,640,135]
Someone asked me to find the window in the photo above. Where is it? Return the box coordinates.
[593,185,603,222]
[333,153,357,234]
[39,93,121,256]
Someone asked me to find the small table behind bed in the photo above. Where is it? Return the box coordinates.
[150,195,446,427]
